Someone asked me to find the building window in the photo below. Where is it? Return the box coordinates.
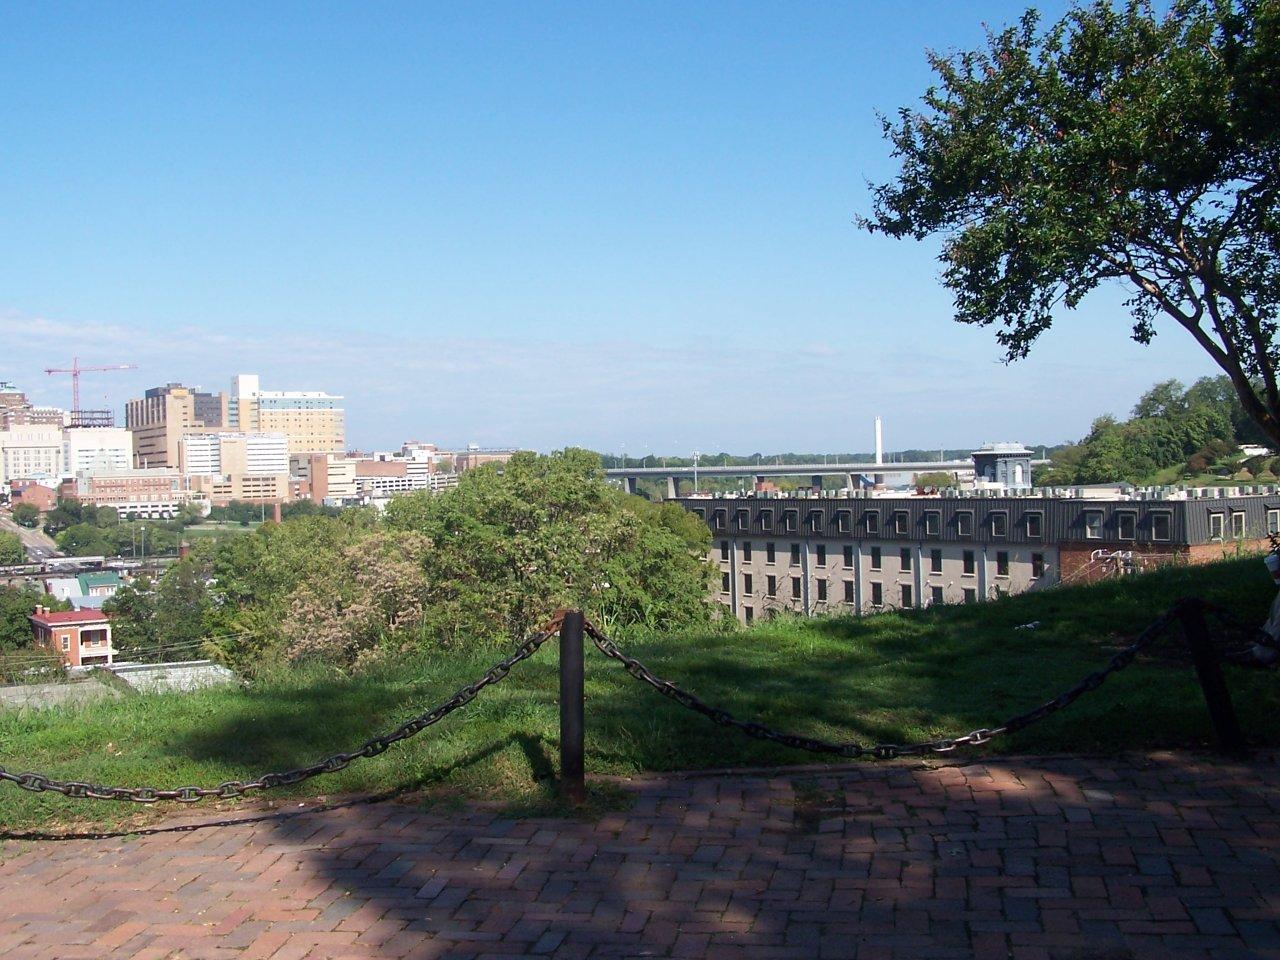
[963,550,976,575]
[1152,513,1172,541]
[1025,512,1043,538]
[817,579,828,601]
[864,510,880,534]
[791,576,802,600]
[990,512,1008,538]
[893,511,909,536]
[692,508,706,521]
[719,540,729,561]
[901,584,913,607]
[61,637,70,651]
[931,585,944,605]
[744,606,753,624]
[835,510,851,533]
[735,509,750,531]
[1032,553,1045,579]
[721,573,731,593]
[1231,511,1246,539]
[816,545,827,567]
[930,548,942,574]
[790,544,801,565]
[783,510,798,532]
[996,551,1010,577]
[956,511,974,538]
[900,547,913,572]
[760,509,774,531]
[924,511,940,536]
[870,546,882,571]
[1269,509,1280,536]
[807,510,823,533]
[743,573,753,594]
[843,544,854,566]
[1117,512,1136,540]
[1084,511,1104,539]
[712,509,727,531]
[742,541,752,561]
[963,587,977,604]
[766,542,776,564]
[844,580,854,602]
[1209,512,1225,541]
[766,575,777,597]
[871,582,883,606]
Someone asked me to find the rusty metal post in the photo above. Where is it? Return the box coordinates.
[1181,599,1246,754]
[559,610,586,804]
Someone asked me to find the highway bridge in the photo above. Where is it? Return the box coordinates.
[606,459,975,498]
[605,450,1050,498]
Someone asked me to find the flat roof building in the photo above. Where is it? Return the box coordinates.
[229,374,345,455]
[680,488,1280,625]
[125,383,228,469]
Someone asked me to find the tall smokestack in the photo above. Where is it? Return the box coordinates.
[874,417,884,466]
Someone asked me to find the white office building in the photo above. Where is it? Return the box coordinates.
[179,432,290,477]
[0,425,63,484]
[62,427,133,477]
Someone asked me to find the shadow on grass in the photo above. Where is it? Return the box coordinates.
[143,555,1280,814]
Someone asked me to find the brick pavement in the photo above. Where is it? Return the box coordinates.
[1,752,1278,959]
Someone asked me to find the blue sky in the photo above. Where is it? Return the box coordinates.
[0,1,1217,454]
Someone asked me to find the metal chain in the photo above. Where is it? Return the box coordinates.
[583,606,1184,760]
[0,614,565,804]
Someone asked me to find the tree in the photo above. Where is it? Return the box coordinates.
[384,449,713,648]
[864,0,1280,446]
[56,524,112,557]
[11,503,39,528]
[914,471,956,489]
[1133,380,1188,420]
[0,532,24,565]
[0,587,68,650]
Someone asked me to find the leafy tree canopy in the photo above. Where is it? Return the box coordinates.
[1037,374,1255,484]
[0,532,24,566]
[865,0,1280,444]
[11,503,39,528]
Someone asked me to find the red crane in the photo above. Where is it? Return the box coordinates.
[44,357,138,414]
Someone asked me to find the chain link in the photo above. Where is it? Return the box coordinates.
[583,606,1185,759]
[0,614,565,804]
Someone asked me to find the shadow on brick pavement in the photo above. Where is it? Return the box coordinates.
[1,752,1279,959]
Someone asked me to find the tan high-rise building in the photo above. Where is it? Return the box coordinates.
[124,384,228,468]
[229,374,345,455]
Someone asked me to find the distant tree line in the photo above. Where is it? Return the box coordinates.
[1037,376,1269,486]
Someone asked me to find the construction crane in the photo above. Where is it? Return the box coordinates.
[44,357,138,415]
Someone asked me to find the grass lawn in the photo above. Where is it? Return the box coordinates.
[1,556,1278,832]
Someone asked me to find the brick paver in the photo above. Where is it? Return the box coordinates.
[2,752,1279,959]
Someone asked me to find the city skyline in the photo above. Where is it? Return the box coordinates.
[0,1,1221,452]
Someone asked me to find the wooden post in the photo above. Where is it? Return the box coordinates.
[1181,599,1246,755]
[559,611,586,805]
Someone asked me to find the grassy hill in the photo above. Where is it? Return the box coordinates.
[1,555,1277,832]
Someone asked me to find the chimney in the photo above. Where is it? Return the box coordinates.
[33,605,45,617]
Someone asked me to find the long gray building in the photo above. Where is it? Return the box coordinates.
[676,489,1280,623]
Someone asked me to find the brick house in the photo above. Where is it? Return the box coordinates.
[29,607,115,668]
[8,479,57,513]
